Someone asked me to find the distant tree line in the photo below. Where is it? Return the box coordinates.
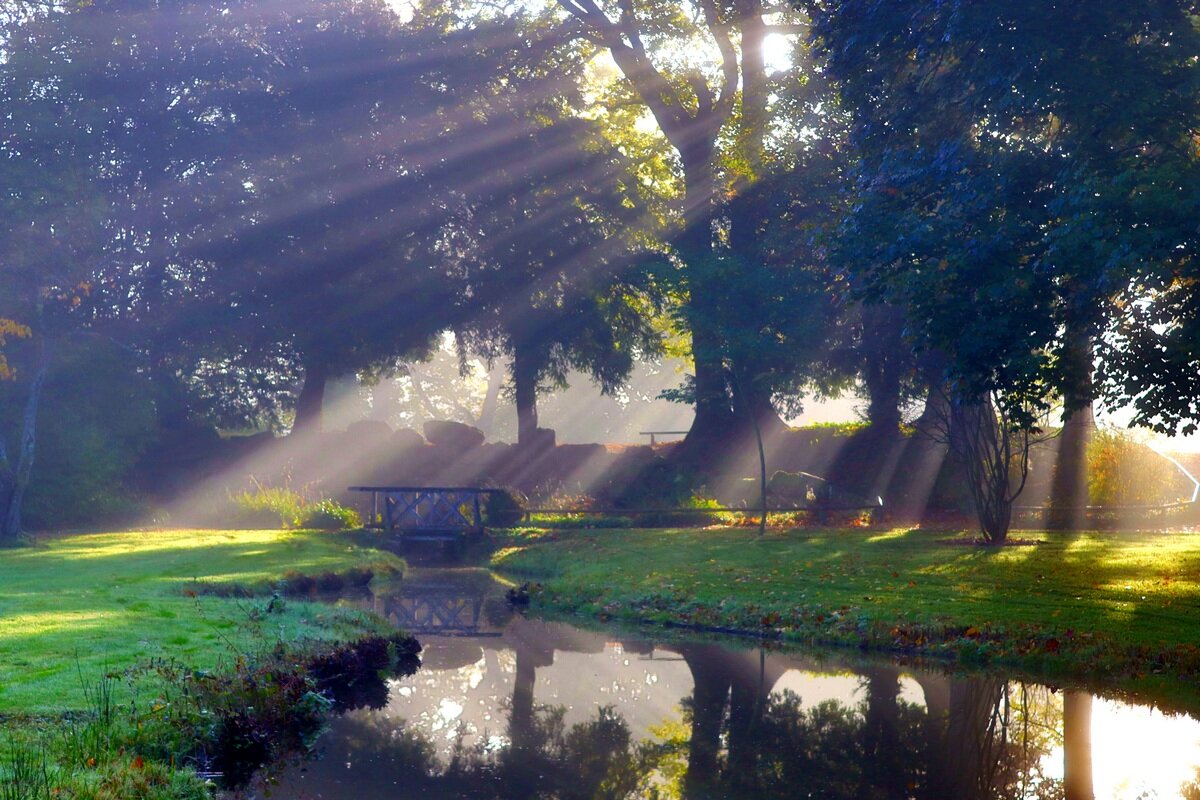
[0,0,1196,541]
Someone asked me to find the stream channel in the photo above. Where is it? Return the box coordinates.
[235,568,1200,799]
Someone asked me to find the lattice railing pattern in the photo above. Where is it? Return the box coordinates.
[350,486,487,532]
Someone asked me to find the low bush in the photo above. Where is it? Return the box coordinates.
[147,632,421,789]
[527,513,635,529]
[634,494,728,528]
[295,499,361,530]
[485,488,527,527]
[191,562,399,598]
[610,458,699,510]
[1087,429,1189,506]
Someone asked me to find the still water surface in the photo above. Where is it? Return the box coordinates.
[243,569,1200,799]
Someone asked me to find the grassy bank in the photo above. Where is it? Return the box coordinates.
[0,528,408,797]
[492,526,1200,703]
[0,528,404,714]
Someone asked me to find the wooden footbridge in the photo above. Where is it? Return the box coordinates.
[349,485,498,542]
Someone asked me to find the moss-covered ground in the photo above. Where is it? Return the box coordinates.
[0,528,402,714]
[492,526,1200,705]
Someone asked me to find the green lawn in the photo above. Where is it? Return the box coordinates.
[492,527,1200,699]
[0,528,402,713]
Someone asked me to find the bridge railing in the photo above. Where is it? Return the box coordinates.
[348,486,500,535]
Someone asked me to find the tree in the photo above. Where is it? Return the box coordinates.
[166,0,485,433]
[0,15,109,538]
[453,57,663,447]
[23,0,575,436]
[667,166,845,528]
[554,0,816,452]
[803,0,1200,538]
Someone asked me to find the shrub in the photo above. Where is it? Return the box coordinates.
[217,483,360,530]
[158,632,420,789]
[13,338,158,530]
[1087,429,1187,506]
[635,494,727,527]
[485,489,527,527]
[295,499,361,530]
[527,513,635,529]
[599,457,700,510]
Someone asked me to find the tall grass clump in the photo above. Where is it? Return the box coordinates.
[295,499,362,530]
[0,741,53,800]
[227,479,308,529]
[223,479,360,530]
[1,665,210,800]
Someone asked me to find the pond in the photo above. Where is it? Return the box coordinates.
[238,569,1200,799]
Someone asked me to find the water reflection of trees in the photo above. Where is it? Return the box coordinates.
[278,665,1083,799]
[289,704,657,798]
[681,668,1065,800]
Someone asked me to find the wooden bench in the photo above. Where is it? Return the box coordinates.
[348,485,498,542]
[638,430,690,446]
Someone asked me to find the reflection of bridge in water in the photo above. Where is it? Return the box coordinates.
[372,579,501,637]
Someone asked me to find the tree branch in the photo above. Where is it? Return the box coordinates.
[763,23,809,35]
[556,0,688,139]
[698,0,739,123]
[616,0,645,55]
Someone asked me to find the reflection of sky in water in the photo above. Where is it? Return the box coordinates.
[382,639,697,757]
[1042,698,1200,799]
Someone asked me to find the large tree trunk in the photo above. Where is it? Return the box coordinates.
[729,372,787,438]
[722,1,786,444]
[892,382,951,521]
[861,304,907,436]
[512,343,540,447]
[555,0,746,459]
[735,0,768,167]
[292,359,328,434]
[1049,333,1095,530]
[475,364,505,437]
[679,144,736,453]
[1,338,50,542]
[0,455,13,542]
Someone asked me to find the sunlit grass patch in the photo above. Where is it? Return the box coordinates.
[0,528,402,713]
